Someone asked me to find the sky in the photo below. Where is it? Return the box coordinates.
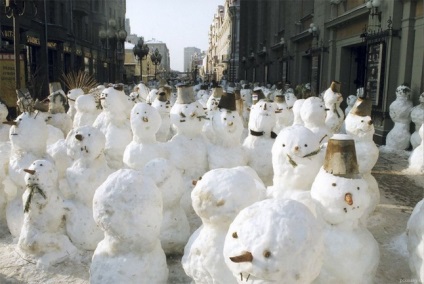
[126,0,224,72]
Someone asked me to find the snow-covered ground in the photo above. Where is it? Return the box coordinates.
[0,149,422,283]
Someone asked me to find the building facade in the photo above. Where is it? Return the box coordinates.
[184,47,201,72]
[0,0,126,107]
[230,0,423,144]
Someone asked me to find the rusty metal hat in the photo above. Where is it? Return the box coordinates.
[350,97,372,117]
[218,92,236,111]
[274,93,285,103]
[323,134,360,178]
[330,81,341,93]
[176,84,195,104]
[212,86,224,99]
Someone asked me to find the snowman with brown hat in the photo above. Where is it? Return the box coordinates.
[152,83,172,142]
[204,85,246,169]
[323,81,344,134]
[311,135,379,284]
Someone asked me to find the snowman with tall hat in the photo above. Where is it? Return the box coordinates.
[62,125,112,250]
[242,91,277,186]
[385,84,413,150]
[239,83,253,127]
[323,81,344,134]
[182,166,265,284]
[206,85,224,119]
[3,111,51,237]
[311,135,379,284]
[151,85,172,142]
[204,86,247,169]
[345,97,380,221]
[410,92,424,149]
[18,159,78,268]
[167,83,209,233]
[93,84,132,169]
[90,169,168,283]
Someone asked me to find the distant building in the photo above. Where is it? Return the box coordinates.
[145,38,171,77]
[184,47,201,72]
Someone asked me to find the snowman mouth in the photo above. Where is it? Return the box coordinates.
[239,272,255,282]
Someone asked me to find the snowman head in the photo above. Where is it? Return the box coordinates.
[67,88,84,106]
[93,169,162,246]
[223,199,323,283]
[0,100,9,122]
[75,94,97,114]
[24,159,57,189]
[345,114,374,140]
[272,125,321,161]
[395,84,411,99]
[170,101,206,136]
[212,109,244,144]
[284,91,297,108]
[130,102,162,138]
[98,86,127,114]
[323,87,343,106]
[151,98,171,115]
[48,90,68,114]
[248,100,276,133]
[419,92,424,104]
[10,112,48,153]
[66,125,106,161]
[191,166,264,225]
[300,97,327,125]
[346,95,358,107]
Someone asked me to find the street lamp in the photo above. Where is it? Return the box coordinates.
[133,37,149,83]
[150,48,162,81]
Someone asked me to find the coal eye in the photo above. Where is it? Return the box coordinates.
[224,118,227,120]
[137,112,139,115]
[357,187,360,190]
[282,144,285,147]
[332,183,336,186]
[304,144,308,147]
[263,250,271,258]
[232,232,238,238]
[88,134,91,136]
[40,164,43,166]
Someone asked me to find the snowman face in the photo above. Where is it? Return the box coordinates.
[67,88,84,104]
[170,101,206,135]
[75,94,97,113]
[300,97,327,123]
[224,199,323,283]
[48,91,67,114]
[310,169,370,225]
[347,95,357,107]
[207,96,221,113]
[284,92,297,108]
[324,89,343,105]
[24,159,57,188]
[395,85,411,99]
[273,125,320,159]
[66,125,106,161]
[130,102,162,136]
[213,109,243,138]
[248,100,276,133]
[345,114,374,139]
[151,98,171,114]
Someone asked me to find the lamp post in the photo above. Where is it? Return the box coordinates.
[5,0,26,90]
[133,37,149,83]
[150,48,162,81]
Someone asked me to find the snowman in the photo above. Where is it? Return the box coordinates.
[196,84,210,109]
[268,125,324,199]
[410,92,424,149]
[45,87,73,137]
[18,160,78,267]
[345,94,358,117]
[273,91,294,134]
[301,96,332,144]
[123,102,167,170]
[386,84,413,150]
[151,87,172,142]
[93,85,132,169]
[167,84,209,233]
[284,88,298,110]
[204,89,247,169]
[0,100,11,141]
[66,88,84,120]
[0,101,11,224]
[134,82,150,103]
[4,112,50,237]
[146,88,158,104]
[242,99,277,186]
[206,86,223,118]
[408,124,424,172]
[62,125,112,250]
[323,81,344,134]
[223,198,323,283]
[182,166,266,284]
[143,158,190,254]
[292,99,305,126]
[73,94,101,128]
[345,97,380,220]
[310,135,380,284]
[90,169,168,284]
[406,197,424,282]
[240,84,252,128]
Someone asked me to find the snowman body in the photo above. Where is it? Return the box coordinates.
[292,99,305,126]
[273,97,294,134]
[407,198,424,282]
[0,101,11,141]
[301,97,331,144]
[206,108,247,169]
[90,169,168,284]
[223,199,323,283]
[386,85,413,150]
[5,112,50,237]
[409,124,424,172]
[240,88,252,127]
[410,94,424,149]
[93,86,132,169]
[182,166,265,284]
[269,125,324,199]
[64,125,112,250]
[123,103,167,170]
[18,160,77,268]
[242,100,277,186]
[151,98,172,142]
[143,158,190,254]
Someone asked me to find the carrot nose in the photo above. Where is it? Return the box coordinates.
[230,251,253,263]
[23,169,36,175]
[368,120,373,125]
[294,146,299,151]
[75,134,83,141]
[228,121,233,126]
[143,117,149,122]
[3,121,17,126]
[263,103,267,110]
[345,193,353,205]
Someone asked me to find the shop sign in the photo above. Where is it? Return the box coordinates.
[63,44,72,53]
[1,29,13,39]
[26,35,40,46]
[0,53,25,107]
[47,42,57,50]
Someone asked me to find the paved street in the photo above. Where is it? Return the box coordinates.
[0,148,423,284]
